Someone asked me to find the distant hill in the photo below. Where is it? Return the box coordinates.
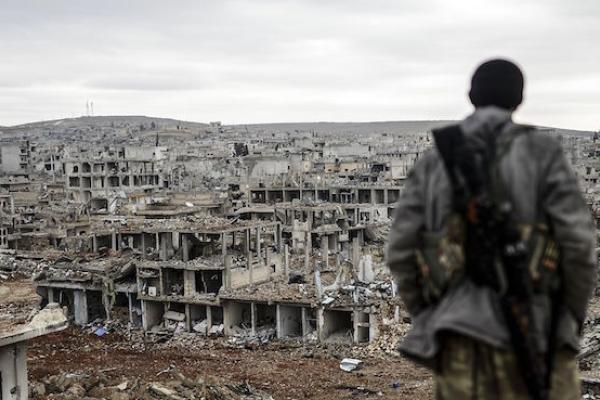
[238,120,455,135]
[8,115,208,130]
[238,120,595,137]
[0,116,594,139]
[537,126,595,137]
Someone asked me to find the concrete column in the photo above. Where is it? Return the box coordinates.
[247,253,254,284]
[222,233,227,258]
[353,311,360,344]
[304,231,312,270]
[141,233,146,259]
[128,293,134,325]
[332,234,339,267]
[47,287,55,303]
[0,342,28,400]
[283,245,289,277]
[182,234,189,262]
[223,302,233,336]
[159,233,168,261]
[321,235,328,269]
[255,227,261,263]
[183,270,196,297]
[206,306,213,331]
[73,290,88,325]
[384,189,389,205]
[276,224,282,252]
[371,189,376,205]
[250,302,257,336]
[155,232,160,252]
[224,255,232,289]
[185,304,192,332]
[117,233,123,249]
[265,247,271,270]
[276,304,283,339]
[316,307,324,342]
[172,232,180,250]
[92,235,98,253]
[111,231,117,252]
[245,229,251,255]
[369,313,380,342]
[301,307,311,340]
[352,239,361,273]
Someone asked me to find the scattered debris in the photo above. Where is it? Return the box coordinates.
[30,369,275,400]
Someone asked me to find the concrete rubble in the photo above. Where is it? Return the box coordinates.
[0,117,598,398]
[29,369,274,400]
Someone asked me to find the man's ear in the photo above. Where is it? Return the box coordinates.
[468,89,475,106]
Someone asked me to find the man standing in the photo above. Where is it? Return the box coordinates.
[387,59,596,399]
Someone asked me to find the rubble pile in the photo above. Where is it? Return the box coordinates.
[33,256,136,285]
[321,279,394,308]
[0,254,48,279]
[30,370,274,400]
[580,321,600,362]
[228,325,277,349]
[364,222,392,243]
[220,273,317,303]
[583,377,600,400]
[580,298,600,377]
[0,277,41,332]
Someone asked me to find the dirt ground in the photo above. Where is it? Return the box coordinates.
[28,327,433,400]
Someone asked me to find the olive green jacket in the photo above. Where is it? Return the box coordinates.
[387,106,596,362]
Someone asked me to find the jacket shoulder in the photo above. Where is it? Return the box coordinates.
[411,147,442,176]
[512,124,563,160]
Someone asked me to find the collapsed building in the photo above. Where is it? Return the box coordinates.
[0,117,598,354]
[34,213,396,345]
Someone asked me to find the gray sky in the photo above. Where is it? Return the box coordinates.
[1,0,598,130]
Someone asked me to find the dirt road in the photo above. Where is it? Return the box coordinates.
[28,328,433,399]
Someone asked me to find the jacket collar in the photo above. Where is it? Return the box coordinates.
[460,106,513,137]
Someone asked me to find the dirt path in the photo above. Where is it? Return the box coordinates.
[28,328,433,399]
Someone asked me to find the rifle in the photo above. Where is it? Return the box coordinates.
[433,124,558,400]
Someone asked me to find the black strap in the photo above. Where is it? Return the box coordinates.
[432,124,468,207]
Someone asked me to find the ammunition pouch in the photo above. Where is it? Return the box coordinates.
[416,219,560,305]
[416,214,466,304]
[518,223,561,294]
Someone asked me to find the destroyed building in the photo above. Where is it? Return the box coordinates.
[0,117,598,398]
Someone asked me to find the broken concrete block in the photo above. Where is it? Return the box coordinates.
[340,358,363,372]
[163,311,185,322]
[321,296,335,305]
[149,384,183,400]
[66,383,86,398]
[208,323,224,336]
[193,320,208,335]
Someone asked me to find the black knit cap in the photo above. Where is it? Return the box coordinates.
[469,59,524,110]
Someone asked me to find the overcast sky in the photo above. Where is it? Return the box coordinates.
[0,0,598,130]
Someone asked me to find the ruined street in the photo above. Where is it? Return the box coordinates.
[28,327,433,400]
